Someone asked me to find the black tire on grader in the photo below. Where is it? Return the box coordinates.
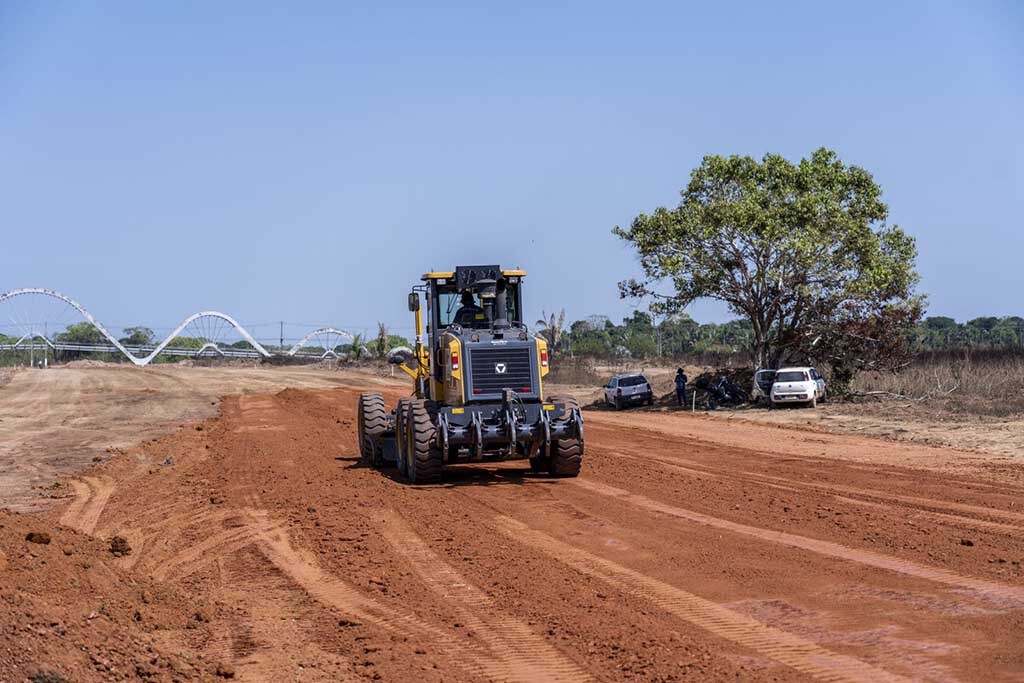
[357,392,388,467]
[537,395,583,478]
[406,399,443,484]
[394,397,414,478]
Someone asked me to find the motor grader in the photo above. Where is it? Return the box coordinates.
[356,265,584,483]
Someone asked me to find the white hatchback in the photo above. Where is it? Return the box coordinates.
[770,367,826,408]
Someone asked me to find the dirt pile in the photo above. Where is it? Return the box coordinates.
[0,510,220,682]
[59,359,119,369]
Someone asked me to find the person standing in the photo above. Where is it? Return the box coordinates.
[675,368,688,406]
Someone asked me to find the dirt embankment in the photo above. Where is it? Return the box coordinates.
[0,378,1020,681]
[0,510,222,682]
[0,365,392,512]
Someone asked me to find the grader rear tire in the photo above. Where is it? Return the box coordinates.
[546,395,583,478]
[407,400,443,484]
[357,392,387,467]
[395,398,414,477]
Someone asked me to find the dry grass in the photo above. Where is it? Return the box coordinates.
[547,356,605,386]
[853,350,1024,417]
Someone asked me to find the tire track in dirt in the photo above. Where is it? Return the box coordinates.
[151,522,283,582]
[609,442,1024,524]
[826,494,1024,539]
[378,510,592,683]
[58,476,115,534]
[572,478,1024,605]
[727,465,1024,526]
[205,544,366,683]
[612,448,1024,538]
[494,515,907,683]
[242,508,530,682]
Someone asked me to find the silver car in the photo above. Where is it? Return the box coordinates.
[603,373,654,410]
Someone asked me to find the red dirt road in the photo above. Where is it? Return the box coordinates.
[5,383,1024,681]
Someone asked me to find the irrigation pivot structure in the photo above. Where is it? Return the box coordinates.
[0,288,358,365]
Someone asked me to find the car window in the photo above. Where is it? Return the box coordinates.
[776,371,807,382]
[607,378,616,387]
[618,375,647,387]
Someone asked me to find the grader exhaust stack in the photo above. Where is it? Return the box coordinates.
[356,265,584,483]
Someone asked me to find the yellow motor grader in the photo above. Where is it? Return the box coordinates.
[356,265,584,483]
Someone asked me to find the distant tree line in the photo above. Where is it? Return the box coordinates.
[6,312,1018,369]
[542,312,755,360]
[536,311,1024,361]
[915,316,1024,350]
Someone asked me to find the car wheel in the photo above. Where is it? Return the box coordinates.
[808,394,817,409]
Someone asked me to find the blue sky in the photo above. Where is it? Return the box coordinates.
[2,1,1021,341]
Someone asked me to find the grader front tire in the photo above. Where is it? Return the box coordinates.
[357,392,387,467]
[395,398,414,477]
[546,395,583,478]
[408,400,443,484]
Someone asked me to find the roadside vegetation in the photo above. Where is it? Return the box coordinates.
[853,349,1024,418]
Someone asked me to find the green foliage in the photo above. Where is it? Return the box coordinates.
[915,316,1024,350]
[56,322,106,345]
[119,326,155,346]
[565,312,754,359]
[614,148,922,384]
[387,334,411,349]
[169,336,204,349]
[348,333,367,360]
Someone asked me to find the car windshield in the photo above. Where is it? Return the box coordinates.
[776,371,807,382]
[618,375,647,387]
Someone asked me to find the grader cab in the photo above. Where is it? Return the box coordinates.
[356,265,584,483]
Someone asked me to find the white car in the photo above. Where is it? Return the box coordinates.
[770,367,826,408]
[603,373,654,410]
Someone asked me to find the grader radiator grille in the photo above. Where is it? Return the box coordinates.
[468,346,534,394]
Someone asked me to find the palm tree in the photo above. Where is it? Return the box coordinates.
[374,322,389,359]
[348,333,370,361]
[535,309,567,356]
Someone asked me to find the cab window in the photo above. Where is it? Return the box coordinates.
[434,282,521,328]
[438,291,482,326]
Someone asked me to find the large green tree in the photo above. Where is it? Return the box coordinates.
[614,148,921,385]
